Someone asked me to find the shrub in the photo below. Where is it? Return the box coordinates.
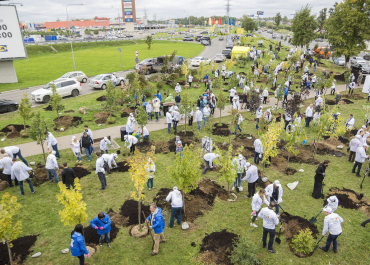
[126,72,136,84]
[314,43,318,51]
[143,83,155,97]
[291,228,315,255]
[107,116,116,124]
[138,74,147,87]
[157,81,164,89]
[230,235,259,265]
[189,68,198,77]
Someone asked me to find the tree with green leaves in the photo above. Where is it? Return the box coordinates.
[216,91,229,123]
[291,5,318,47]
[136,106,148,136]
[50,83,64,119]
[182,63,189,84]
[18,93,32,131]
[105,80,120,120]
[284,116,306,164]
[274,12,282,27]
[325,0,370,67]
[317,8,327,33]
[179,92,193,133]
[145,35,153,50]
[129,73,142,101]
[261,121,284,171]
[282,16,289,24]
[0,192,22,265]
[29,112,48,162]
[214,144,237,195]
[241,16,257,33]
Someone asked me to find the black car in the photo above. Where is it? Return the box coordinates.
[183,37,193,41]
[363,53,370,60]
[0,99,19,113]
[195,36,203,42]
[245,33,253,37]
[222,49,232,59]
[351,63,370,74]
[200,36,211,45]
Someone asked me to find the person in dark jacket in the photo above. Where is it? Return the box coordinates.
[312,160,330,199]
[61,162,77,189]
[70,224,89,265]
[175,93,181,108]
[90,212,111,247]
[80,132,93,162]
[146,204,166,256]
[335,92,341,105]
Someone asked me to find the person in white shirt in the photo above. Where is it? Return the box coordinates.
[239,76,245,88]
[45,150,59,184]
[234,113,243,135]
[356,125,367,135]
[305,104,313,127]
[172,107,180,133]
[232,96,240,111]
[353,143,368,177]
[222,64,226,71]
[11,158,35,196]
[101,153,118,174]
[0,154,18,187]
[330,80,336,95]
[326,196,339,212]
[232,154,246,190]
[256,106,263,130]
[126,116,136,136]
[264,109,272,124]
[146,159,156,191]
[251,189,269,227]
[319,207,343,253]
[124,135,138,153]
[285,111,292,131]
[188,74,193,87]
[258,201,279,253]
[203,105,211,127]
[215,70,219,78]
[265,180,284,215]
[166,109,173,134]
[46,132,60,159]
[349,135,362,163]
[243,85,250,94]
[166,186,183,228]
[242,162,259,198]
[312,74,316,89]
[70,136,82,162]
[253,138,263,165]
[83,125,94,152]
[262,88,269,104]
[94,152,106,190]
[112,74,117,86]
[345,114,355,138]
[202,153,220,175]
[195,107,203,131]
[153,98,161,122]
[348,81,355,95]
[1,146,29,166]
[142,126,150,140]
[175,83,182,94]
[146,100,154,121]
[100,137,111,154]
[229,87,237,103]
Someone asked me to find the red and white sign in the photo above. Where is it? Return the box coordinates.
[135,64,139,70]
[124,3,132,8]
[125,15,133,19]
[135,50,139,57]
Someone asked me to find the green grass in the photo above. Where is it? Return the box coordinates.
[0,40,204,92]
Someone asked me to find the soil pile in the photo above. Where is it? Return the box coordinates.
[212,123,230,136]
[107,209,128,226]
[198,230,238,265]
[96,96,107,101]
[0,124,30,138]
[43,105,53,111]
[315,143,345,157]
[33,163,49,186]
[54,116,82,131]
[324,188,370,214]
[83,223,119,245]
[72,166,91,178]
[338,99,354,105]
[111,161,130,172]
[325,99,336,105]
[121,107,135,118]
[94,111,115,124]
[136,140,154,152]
[342,94,364,100]
[0,235,38,265]
[120,200,151,226]
[177,131,194,137]
[284,167,297,175]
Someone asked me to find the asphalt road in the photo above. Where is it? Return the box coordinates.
[199,36,226,60]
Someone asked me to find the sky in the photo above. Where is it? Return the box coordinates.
[7,0,341,22]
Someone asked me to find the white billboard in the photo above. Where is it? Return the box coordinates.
[0,5,27,60]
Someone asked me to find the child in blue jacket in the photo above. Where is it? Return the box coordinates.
[70,224,89,265]
[90,212,111,247]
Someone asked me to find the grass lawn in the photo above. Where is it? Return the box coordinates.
[0,40,204,93]
[3,94,370,264]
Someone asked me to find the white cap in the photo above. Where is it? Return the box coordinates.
[246,162,251,167]
[274,180,280,185]
[124,135,128,140]
[216,154,220,158]
[324,206,333,213]
[196,107,199,110]
[336,112,341,115]
[356,135,362,139]
[177,83,179,85]
[362,125,367,129]
[129,113,133,117]
[328,196,337,202]
[238,154,243,160]
[51,150,56,155]
[72,136,76,140]
[364,143,369,147]
[173,186,178,191]
[104,137,108,141]
[113,153,118,159]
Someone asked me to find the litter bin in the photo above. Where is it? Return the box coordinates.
[120,126,126,141]
[163,105,169,117]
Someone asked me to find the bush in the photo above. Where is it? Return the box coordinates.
[126,72,136,84]
[314,43,318,51]
[138,74,147,87]
[168,73,180,81]
[189,69,198,76]
[20,129,29,138]
[230,235,259,265]
[157,81,164,89]
[107,116,116,124]
[291,228,315,255]
[143,83,155,97]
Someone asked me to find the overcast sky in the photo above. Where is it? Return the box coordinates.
[11,0,340,22]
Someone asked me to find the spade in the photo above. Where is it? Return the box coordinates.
[360,168,370,189]
[313,235,325,251]
[309,209,323,224]
[275,222,283,244]
[320,180,325,199]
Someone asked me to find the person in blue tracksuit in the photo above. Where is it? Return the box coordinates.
[90,212,112,247]
[146,204,166,256]
[70,224,89,265]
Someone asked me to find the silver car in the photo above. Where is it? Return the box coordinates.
[89,74,125,89]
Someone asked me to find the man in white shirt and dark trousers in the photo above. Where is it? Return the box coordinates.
[352,143,368,177]
[254,138,263,165]
[305,104,313,127]
[1,146,29,166]
[11,158,35,196]
[95,152,106,191]
[349,135,362,162]
[202,153,219,175]
[45,150,59,184]
[166,109,173,134]
[46,132,60,159]
[0,154,18,187]
[320,207,343,253]
[258,201,279,253]
[166,187,183,228]
[242,162,259,198]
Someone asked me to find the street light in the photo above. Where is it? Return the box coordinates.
[66,3,84,71]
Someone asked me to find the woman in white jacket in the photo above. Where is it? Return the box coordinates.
[71,136,82,162]
[146,159,155,191]
[251,189,269,227]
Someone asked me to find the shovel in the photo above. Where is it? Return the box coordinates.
[272,199,285,214]
[275,222,283,244]
[360,168,370,189]
[309,209,323,224]
[320,179,325,199]
[142,211,154,249]
[313,235,325,251]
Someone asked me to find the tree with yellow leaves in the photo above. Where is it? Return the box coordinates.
[182,63,189,84]
[225,59,236,71]
[284,116,306,165]
[128,146,155,226]
[261,121,284,171]
[56,178,87,226]
[214,144,238,195]
[0,193,22,265]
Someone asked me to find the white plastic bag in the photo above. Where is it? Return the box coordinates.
[287,181,299,191]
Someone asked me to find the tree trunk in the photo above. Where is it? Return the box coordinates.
[23,119,27,131]
[41,140,46,163]
[6,241,13,265]
[227,182,230,196]
[219,109,222,123]
[184,111,187,133]
[138,199,141,226]
[287,153,290,166]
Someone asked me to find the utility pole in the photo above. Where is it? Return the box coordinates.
[225,0,231,34]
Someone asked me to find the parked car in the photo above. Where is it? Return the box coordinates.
[138,55,186,74]
[201,40,210,46]
[226,42,234,49]
[315,38,324,42]
[222,49,232,59]
[245,33,253,37]
[363,53,370,60]
[219,36,224,41]
[137,58,158,75]
[214,54,226,62]
[125,34,134,38]
[200,36,211,45]
[183,37,193,41]
[58,71,88,83]
[195,35,203,42]
[333,57,346,66]
[351,62,370,74]
[31,78,81,103]
[89,74,124,89]
[351,56,367,66]
[272,34,278,39]
[0,99,19,113]
[190,57,211,67]
[200,31,208,34]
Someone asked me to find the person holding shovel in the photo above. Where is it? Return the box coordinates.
[312,160,330,199]
[90,212,111,248]
[11,158,35,196]
[353,143,368,177]
[99,137,111,154]
[265,180,283,215]
[319,207,343,253]
[95,152,107,191]
[202,153,220,175]
[250,189,269,228]
[166,187,183,228]
[146,204,166,256]
[242,162,259,199]
[258,201,279,253]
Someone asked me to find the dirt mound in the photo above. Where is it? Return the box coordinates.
[342,94,364,100]
[96,96,107,101]
[94,111,115,124]
[212,123,230,136]
[283,167,297,175]
[53,116,82,131]
[136,140,154,152]
[0,235,38,265]
[64,110,75,113]
[121,107,135,118]
[120,200,151,226]
[107,209,128,226]
[281,212,319,257]
[177,131,194,137]
[83,223,119,245]
[325,188,370,214]
[111,161,130,172]
[153,141,172,154]
[338,136,349,145]
[326,99,336,105]
[339,99,354,105]
[198,230,238,265]
[33,163,50,186]
[72,166,91,178]
[43,105,53,111]
[0,124,30,139]
[315,143,345,157]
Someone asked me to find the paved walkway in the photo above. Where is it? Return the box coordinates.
[0,83,356,158]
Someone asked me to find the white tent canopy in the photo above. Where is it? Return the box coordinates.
[362,75,370,93]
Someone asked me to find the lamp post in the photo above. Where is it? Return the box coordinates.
[66,3,84,71]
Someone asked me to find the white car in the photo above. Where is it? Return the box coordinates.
[89,74,125,89]
[351,56,366,66]
[190,57,211,67]
[213,54,226,62]
[31,78,81,103]
[57,71,88,83]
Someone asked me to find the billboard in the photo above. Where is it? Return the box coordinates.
[124,12,132,15]
[257,11,264,15]
[125,19,133,22]
[0,5,27,60]
[124,3,132,8]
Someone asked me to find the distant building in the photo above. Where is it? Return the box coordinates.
[44,19,110,29]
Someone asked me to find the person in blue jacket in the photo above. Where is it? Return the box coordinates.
[70,224,89,265]
[146,203,166,256]
[90,212,112,247]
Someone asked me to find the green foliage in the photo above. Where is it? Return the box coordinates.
[93,29,99,35]
[291,5,318,47]
[241,16,257,32]
[291,228,316,255]
[229,73,239,89]
[261,121,284,166]
[230,234,259,265]
[145,35,153,50]
[29,112,48,162]
[317,8,327,32]
[179,92,193,132]
[18,93,33,130]
[105,80,120,116]
[50,83,64,119]
[137,106,148,131]
[129,73,142,100]
[274,12,282,27]
[284,116,306,164]
[216,91,229,123]
[157,81,164,89]
[214,144,237,193]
